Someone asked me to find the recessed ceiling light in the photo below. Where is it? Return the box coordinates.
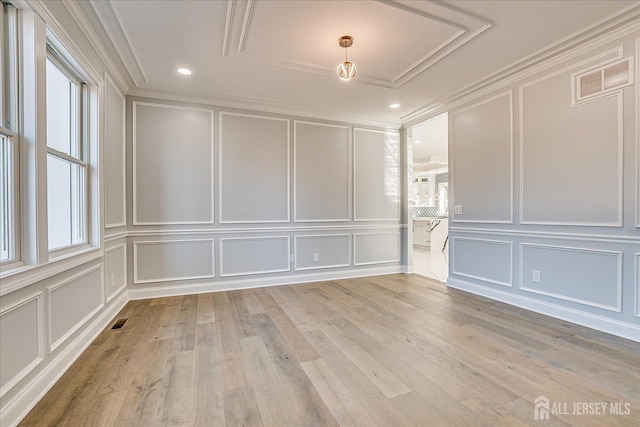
[390,103,400,109]
[177,68,192,76]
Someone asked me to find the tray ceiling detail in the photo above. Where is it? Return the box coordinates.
[223,0,491,89]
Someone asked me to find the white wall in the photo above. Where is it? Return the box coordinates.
[0,3,129,426]
[447,31,640,341]
[126,98,403,299]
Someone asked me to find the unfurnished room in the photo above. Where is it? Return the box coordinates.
[0,0,639,426]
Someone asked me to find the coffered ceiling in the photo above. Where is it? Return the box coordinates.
[76,0,637,126]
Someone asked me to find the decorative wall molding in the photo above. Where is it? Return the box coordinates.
[635,253,640,317]
[402,5,640,126]
[46,265,105,353]
[104,243,127,303]
[132,101,215,225]
[450,237,513,287]
[450,91,514,224]
[293,120,351,223]
[129,264,403,300]
[519,243,623,313]
[218,112,291,224]
[0,291,128,427]
[353,232,401,266]
[636,37,640,228]
[0,293,44,399]
[133,240,215,284]
[448,226,640,244]
[127,224,404,236]
[353,128,401,222]
[293,234,351,271]
[447,277,639,343]
[103,71,127,229]
[518,49,624,227]
[219,236,291,277]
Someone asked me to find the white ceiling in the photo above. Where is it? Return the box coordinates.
[81,0,636,126]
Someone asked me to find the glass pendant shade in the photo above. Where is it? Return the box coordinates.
[337,61,357,81]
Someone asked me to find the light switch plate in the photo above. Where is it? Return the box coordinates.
[454,205,463,215]
[532,270,541,283]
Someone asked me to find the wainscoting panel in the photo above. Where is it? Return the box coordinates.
[353,128,400,221]
[451,237,513,287]
[104,73,126,228]
[353,232,401,265]
[220,237,291,277]
[635,253,640,317]
[451,92,513,223]
[220,112,290,223]
[520,63,622,226]
[133,240,215,284]
[294,121,350,222]
[133,102,214,225]
[48,266,104,352]
[105,244,127,302]
[520,243,622,312]
[294,234,350,271]
[0,294,43,398]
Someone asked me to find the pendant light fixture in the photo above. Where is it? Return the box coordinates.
[337,36,357,81]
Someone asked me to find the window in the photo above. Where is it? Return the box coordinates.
[1,1,19,266]
[46,51,87,252]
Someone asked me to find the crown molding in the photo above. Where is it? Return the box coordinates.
[59,0,131,94]
[127,87,401,130]
[401,2,640,126]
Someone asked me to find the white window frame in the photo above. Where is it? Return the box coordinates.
[0,1,21,270]
[45,46,89,256]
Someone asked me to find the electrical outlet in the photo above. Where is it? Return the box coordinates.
[313,252,319,262]
[290,254,295,263]
[454,205,463,215]
[110,273,115,287]
[532,270,541,283]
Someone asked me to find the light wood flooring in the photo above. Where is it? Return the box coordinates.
[20,274,640,426]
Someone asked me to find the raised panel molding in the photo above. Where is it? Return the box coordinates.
[353,232,401,266]
[451,91,513,224]
[450,237,513,287]
[519,49,624,227]
[636,38,640,228]
[294,234,351,271]
[353,128,400,221]
[293,121,350,222]
[105,244,127,302]
[47,265,105,352]
[635,253,640,317]
[220,236,291,277]
[133,240,216,284]
[219,112,291,223]
[133,101,215,225]
[519,243,623,312]
[104,71,126,229]
[0,293,44,398]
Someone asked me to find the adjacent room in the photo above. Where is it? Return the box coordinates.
[1,0,639,426]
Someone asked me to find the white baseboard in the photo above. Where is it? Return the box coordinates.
[129,265,404,300]
[447,277,640,343]
[0,290,129,427]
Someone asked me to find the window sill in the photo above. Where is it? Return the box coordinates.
[0,246,102,296]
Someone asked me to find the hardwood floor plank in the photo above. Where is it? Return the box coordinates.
[20,274,640,426]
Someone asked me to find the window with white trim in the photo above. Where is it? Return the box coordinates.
[46,49,87,252]
[0,1,19,266]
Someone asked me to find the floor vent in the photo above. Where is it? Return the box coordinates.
[111,318,128,329]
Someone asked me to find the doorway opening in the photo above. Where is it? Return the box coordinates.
[408,112,449,282]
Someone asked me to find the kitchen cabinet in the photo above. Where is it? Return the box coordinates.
[413,220,431,247]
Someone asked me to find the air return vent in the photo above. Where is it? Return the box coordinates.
[573,57,634,106]
[111,318,128,329]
